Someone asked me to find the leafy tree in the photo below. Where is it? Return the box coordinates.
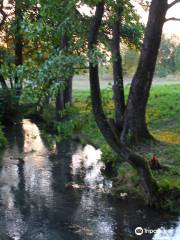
[0,0,40,96]
[122,48,139,76]
[156,35,177,77]
[88,0,180,205]
[175,44,180,72]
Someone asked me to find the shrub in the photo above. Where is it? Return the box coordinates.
[0,126,7,149]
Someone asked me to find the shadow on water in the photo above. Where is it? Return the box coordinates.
[0,119,179,240]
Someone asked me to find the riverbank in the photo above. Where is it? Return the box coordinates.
[11,83,180,212]
[72,83,180,211]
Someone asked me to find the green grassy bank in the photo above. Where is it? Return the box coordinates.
[72,83,180,210]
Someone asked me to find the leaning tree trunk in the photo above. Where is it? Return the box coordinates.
[111,4,125,131]
[121,0,168,143]
[88,1,159,206]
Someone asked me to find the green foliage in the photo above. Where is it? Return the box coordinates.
[41,104,56,126]
[121,21,144,49]
[158,179,173,193]
[117,35,180,78]
[41,103,91,144]
[0,0,145,115]
[0,89,20,121]
[156,35,180,77]
[175,45,180,72]
[157,177,180,212]
[89,48,107,66]
[122,48,139,75]
[0,126,7,149]
[104,0,144,48]
[101,143,119,164]
[20,49,86,107]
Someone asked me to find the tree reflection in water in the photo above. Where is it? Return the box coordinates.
[0,119,179,240]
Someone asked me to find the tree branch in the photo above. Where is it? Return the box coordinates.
[167,0,180,9]
[165,17,180,22]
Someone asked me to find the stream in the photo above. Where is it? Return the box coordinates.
[0,119,179,240]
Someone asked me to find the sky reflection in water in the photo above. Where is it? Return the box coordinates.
[0,119,179,240]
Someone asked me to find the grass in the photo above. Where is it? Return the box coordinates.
[73,84,180,205]
[20,83,179,210]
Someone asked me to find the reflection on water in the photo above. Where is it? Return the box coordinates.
[0,119,54,240]
[71,144,112,191]
[153,224,180,240]
[22,119,53,206]
[22,119,48,155]
[0,119,179,240]
[71,145,114,240]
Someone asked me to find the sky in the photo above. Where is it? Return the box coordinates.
[80,1,180,38]
[133,1,180,38]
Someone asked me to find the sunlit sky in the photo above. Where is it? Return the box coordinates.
[80,0,180,39]
[133,0,180,38]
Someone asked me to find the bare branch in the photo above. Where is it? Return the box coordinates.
[167,0,180,9]
[165,17,180,22]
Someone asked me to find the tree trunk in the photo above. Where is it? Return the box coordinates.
[0,74,8,90]
[63,75,73,105]
[56,90,65,120]
[111,5,125,130]
[56,34,73,120]
[88,1,159,206]
[121,0,168,142]
[14,0,23,98]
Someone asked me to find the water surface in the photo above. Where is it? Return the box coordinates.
[0,119,179,240]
